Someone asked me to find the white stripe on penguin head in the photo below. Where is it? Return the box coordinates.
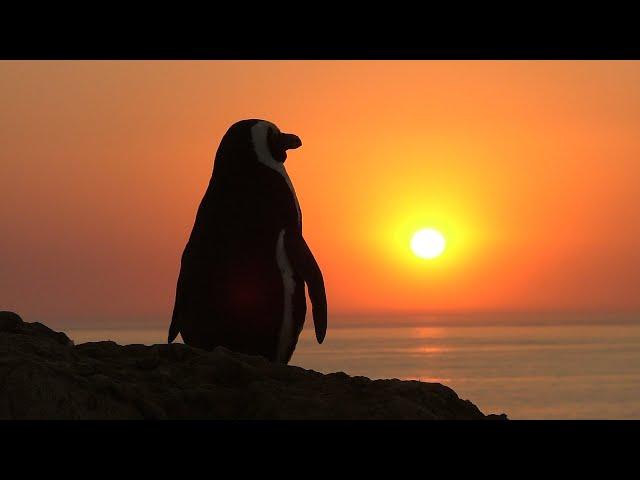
[250,121,301,226]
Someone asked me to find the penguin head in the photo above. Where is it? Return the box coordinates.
[250,119,302,166]
[214,119,302,175]
[267,123,302,163]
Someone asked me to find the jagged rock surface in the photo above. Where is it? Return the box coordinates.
[0,312,506,420]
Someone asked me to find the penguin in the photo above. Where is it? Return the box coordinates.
[168,119,327,364]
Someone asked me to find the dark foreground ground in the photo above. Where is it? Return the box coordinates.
[0,311,507,420]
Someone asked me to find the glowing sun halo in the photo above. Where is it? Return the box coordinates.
[411,228,446,259]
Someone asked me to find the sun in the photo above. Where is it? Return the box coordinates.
[410,228,446,259]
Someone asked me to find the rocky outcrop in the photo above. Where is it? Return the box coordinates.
[0,312,506,420]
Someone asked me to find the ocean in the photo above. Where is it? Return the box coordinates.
[66,317,640,419]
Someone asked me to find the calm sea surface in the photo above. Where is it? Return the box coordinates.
[66,319,640,419]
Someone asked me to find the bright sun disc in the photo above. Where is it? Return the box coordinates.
[411,228,446,259]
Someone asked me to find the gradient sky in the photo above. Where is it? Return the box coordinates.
[1,61,639,327]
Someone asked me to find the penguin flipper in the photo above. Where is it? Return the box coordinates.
[284,230,327,343]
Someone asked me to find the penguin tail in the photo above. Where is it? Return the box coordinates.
[168,309,180,344]
[168,326,179,344]
[169,262,187,344]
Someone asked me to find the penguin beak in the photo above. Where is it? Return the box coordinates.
[280,132,302,151]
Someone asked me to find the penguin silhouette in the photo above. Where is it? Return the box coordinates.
[168,119,327,364]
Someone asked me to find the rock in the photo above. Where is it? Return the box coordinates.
[0,312,73,346]
[0,315,508,420]
[0,311,23,332]
[486,413,509,420]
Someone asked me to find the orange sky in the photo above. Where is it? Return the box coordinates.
[1,60,639,327]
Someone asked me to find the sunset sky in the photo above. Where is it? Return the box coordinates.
[1,61,639,327]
